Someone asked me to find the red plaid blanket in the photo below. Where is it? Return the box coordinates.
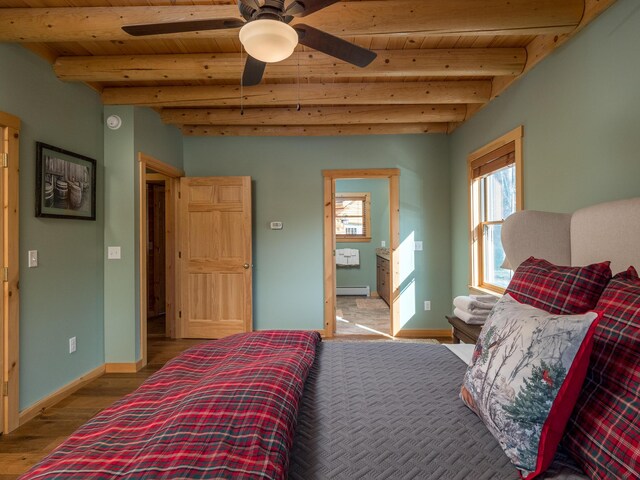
[21,331,321,479]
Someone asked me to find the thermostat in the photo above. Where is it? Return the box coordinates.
[270,221,283,230]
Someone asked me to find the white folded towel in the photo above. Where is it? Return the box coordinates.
[454,307,489,325]
[471,294,499,304]
[453,295,496,312]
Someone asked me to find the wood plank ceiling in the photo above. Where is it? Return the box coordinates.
[0,0,617,136]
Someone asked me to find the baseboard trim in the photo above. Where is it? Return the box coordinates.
[19,364,105,426]
[395,329,452,339]
[105,359,144,373]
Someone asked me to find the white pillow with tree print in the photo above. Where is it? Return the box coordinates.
[460,294,600,479]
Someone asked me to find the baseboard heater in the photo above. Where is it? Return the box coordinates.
[336,286,370,296]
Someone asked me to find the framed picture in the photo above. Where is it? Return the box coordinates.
[36,142,96,220]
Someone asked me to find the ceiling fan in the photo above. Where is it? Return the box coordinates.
[122,0,377,86]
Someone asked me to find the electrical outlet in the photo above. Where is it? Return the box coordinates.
[414,241,423,251]
[270,221,283,230]
[28,250,38,268]
[69,337,77,354]
[424,301,431,311]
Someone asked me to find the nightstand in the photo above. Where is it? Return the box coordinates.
[446,315,483,344]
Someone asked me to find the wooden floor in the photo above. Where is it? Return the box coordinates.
[0,336,205,479]
[335,295,390,335]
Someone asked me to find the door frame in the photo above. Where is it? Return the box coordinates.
[322,169,400,338]
[1,111,20,433]
[138,153,183,367]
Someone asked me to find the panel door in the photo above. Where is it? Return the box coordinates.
[179,176,252,338]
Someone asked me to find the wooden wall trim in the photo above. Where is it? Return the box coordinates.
[139,153,184,178]
[468,126,523,163]
[389,174,401,336]
[18,364,105,426]
[322,176,333,338]
[0,112,20,131]
[104,361,143,374]
[394,329,452,340]
[2,117,20,433]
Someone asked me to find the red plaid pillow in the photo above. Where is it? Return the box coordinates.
[563,267,640,479]
[505,257,612,314]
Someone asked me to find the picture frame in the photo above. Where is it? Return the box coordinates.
[35,142,97,221]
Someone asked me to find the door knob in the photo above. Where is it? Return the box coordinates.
[243,263,250,269]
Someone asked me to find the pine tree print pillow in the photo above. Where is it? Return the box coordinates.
[460,294,601,479]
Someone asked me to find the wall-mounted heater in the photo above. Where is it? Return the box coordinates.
[336,286,370,296]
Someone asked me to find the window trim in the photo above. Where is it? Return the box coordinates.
[335,192,371,242]
[468,126,524,294]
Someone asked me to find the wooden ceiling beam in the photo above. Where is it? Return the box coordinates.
[102,81,490,107]
[181,124,450,137]
[55,49,526,82]
[0,0,584,42]
[160,105,466,126]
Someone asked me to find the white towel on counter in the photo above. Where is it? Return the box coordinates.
[453,295,497,312]
[454,307,490,325]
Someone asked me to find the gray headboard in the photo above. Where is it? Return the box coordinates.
[502,197,640,274]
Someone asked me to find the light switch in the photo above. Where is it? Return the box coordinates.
[28,250,38,268]
[108,246,121,260]
[381,241,386,247]
[414,241,423,251]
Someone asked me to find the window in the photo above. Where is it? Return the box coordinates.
[335,192,371,242]
[468,127,523,293]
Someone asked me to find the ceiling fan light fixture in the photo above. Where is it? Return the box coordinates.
[239,19,298,63]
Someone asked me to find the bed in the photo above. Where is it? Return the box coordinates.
[20,197,640,479]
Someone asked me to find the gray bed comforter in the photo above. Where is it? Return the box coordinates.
[289,342,587,480]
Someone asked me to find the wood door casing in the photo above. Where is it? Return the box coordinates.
[179,176,252,338]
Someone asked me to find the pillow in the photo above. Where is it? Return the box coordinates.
[460,294,601,479]
[563,266,640,479]
[505,257,612,314]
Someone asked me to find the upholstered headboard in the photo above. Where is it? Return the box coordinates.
[502,197,640,274]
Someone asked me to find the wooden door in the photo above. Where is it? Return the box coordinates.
[179,176,252,338]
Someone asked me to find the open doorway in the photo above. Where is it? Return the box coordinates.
[323,169,400,338]
[138,153,183,368]
[146,180,167,338]
[334,179,391,336]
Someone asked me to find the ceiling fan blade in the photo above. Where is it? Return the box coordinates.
[122,18,245,37]
[242,55,267,86]
[294,24,377,67]
[285,0,341,17]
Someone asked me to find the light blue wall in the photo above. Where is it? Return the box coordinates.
[336,178,389,292]
[449,0,640,297]
[0,44,105,410]
[103,106,137,363]
[184,134,451,331]
[104,106,183,362]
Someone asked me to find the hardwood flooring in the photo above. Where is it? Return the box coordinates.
[0,336,205,479]
[335,295,390,335]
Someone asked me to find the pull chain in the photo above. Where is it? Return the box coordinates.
[240,44,244,116]
[296,48,301,111]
